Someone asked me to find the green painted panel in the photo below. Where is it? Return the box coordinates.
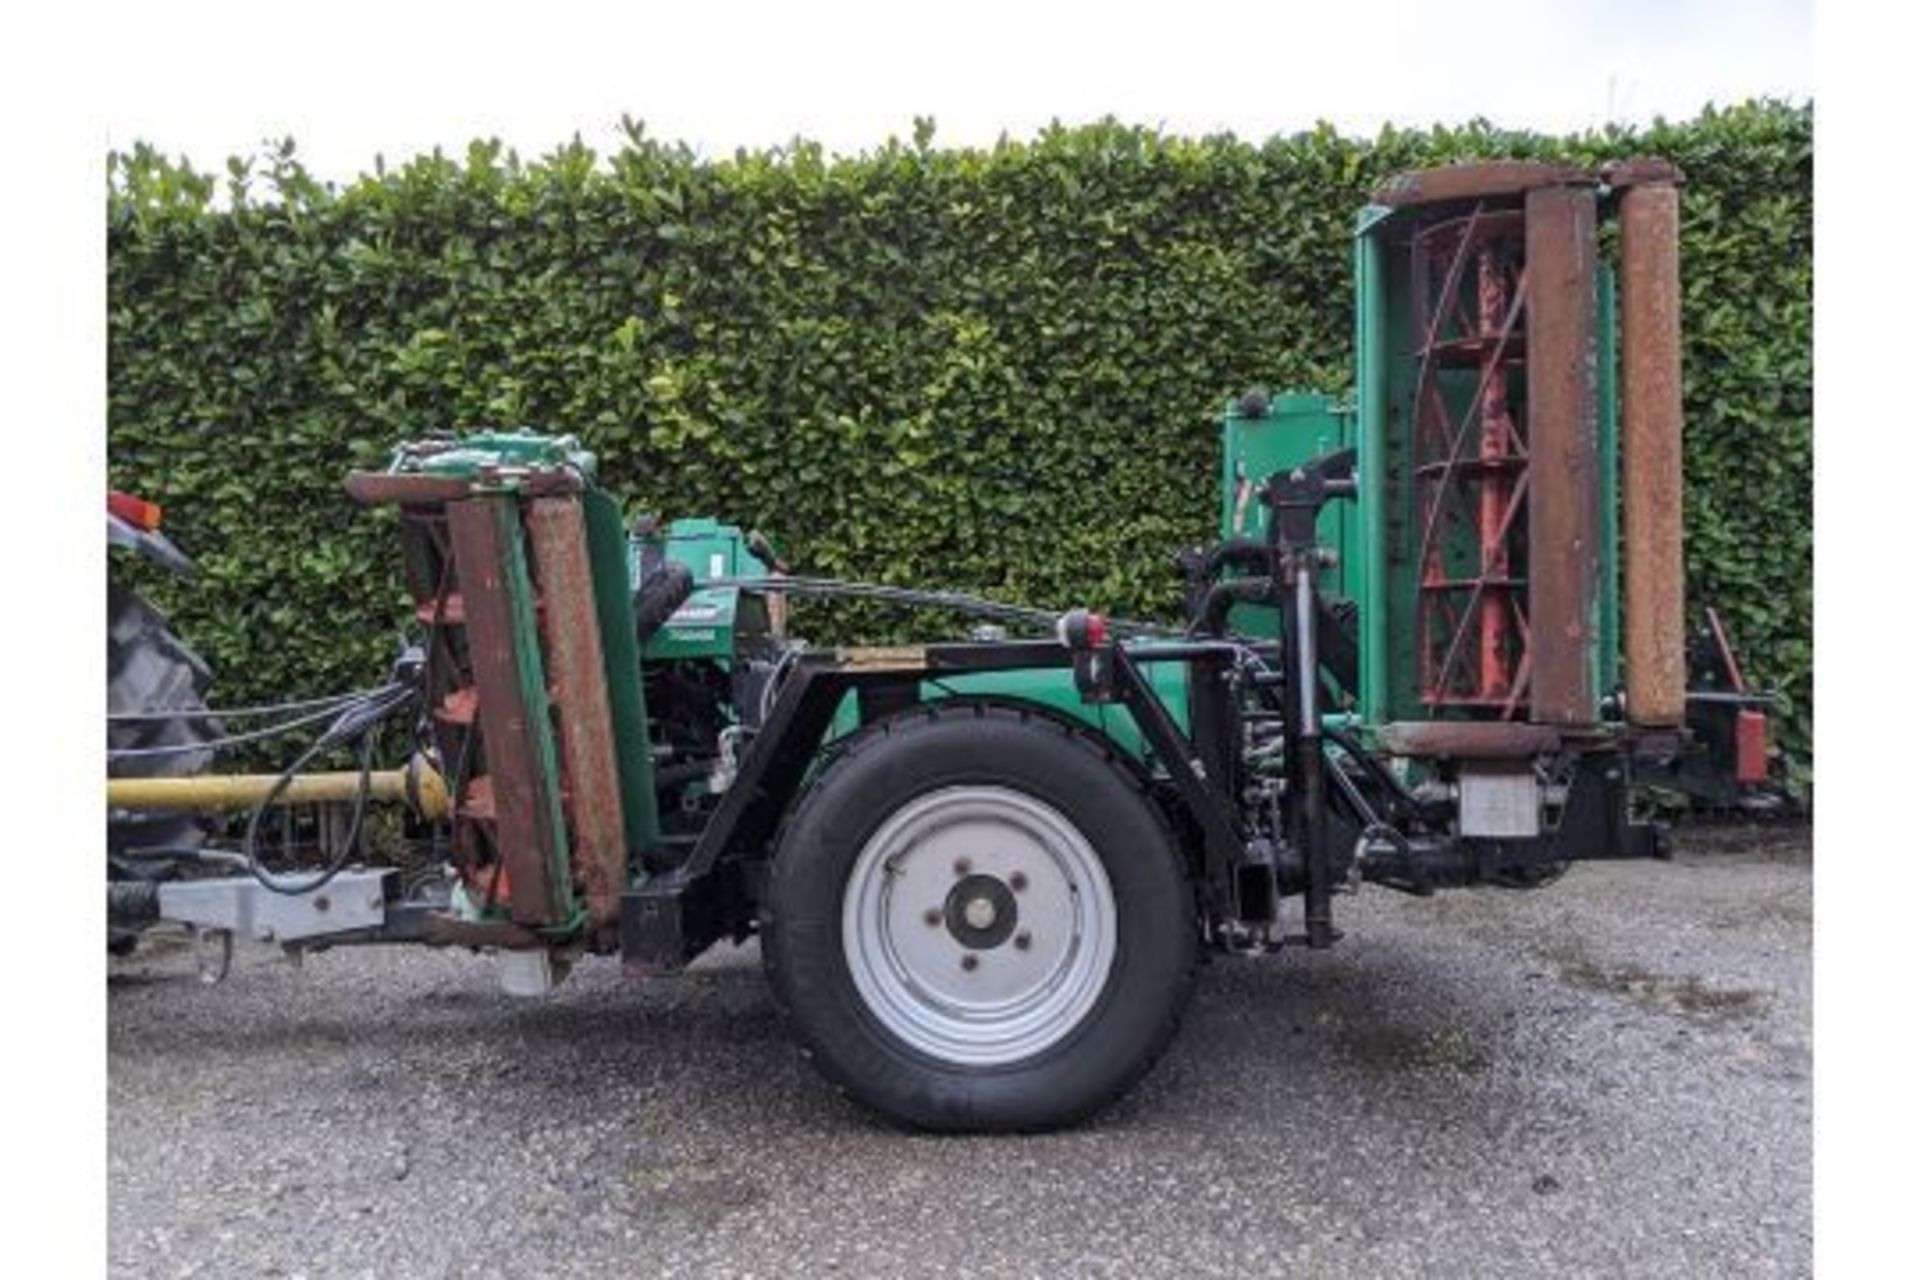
[408,431,597,481]
[634,517,766,662]
[583,489,660,868]
[1356,209,1426,727]
[494,498,578,926]
[1596,262,1622,698]
[821,651,1192,767]
[1354,211,1392,728]
[1217,393,1357,641]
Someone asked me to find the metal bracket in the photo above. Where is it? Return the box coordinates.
[156,868,393,944]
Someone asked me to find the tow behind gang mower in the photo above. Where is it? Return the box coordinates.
[107,162,1778,1130]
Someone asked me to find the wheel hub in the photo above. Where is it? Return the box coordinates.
[842,785,1118,1067]
[944,873,1018,950]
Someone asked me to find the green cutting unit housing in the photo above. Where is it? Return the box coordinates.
[1351,201,1625,730]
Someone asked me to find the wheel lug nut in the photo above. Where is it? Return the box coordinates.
[961,954,980,972]
[923,908,942,927]
[1009,871,1028,892]
[954,857,972,877]
[1014,931,1032,951]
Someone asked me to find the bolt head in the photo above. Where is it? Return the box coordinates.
[923,908,942,927]
[953,856,972,876]
[960,953,980,972]
[1014,931,1032,951]
[1009,871,1028,892]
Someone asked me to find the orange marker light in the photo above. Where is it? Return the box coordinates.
[108,491,164,531]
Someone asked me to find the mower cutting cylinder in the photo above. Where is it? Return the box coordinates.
[1350,158,1692,738]
[345,432,661,938]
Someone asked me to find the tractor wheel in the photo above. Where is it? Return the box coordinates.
[107,583,219,949]
[762,702,1198,1132]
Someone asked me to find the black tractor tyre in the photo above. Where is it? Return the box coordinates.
[107,583,219,949]
[761,702,1199,1132]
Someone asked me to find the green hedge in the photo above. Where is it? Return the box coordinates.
[108,100,1813,774]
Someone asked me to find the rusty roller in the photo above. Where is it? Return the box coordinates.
[1615,161,1688,727]
[1524,179,1602,727]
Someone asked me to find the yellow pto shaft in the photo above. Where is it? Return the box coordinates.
[106,755,448,821]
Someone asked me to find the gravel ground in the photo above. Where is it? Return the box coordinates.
[108,826,1810,1278]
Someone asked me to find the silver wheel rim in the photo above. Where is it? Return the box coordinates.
[841,785,1117,1067]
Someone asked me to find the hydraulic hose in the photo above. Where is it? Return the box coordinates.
[1201,537,1269,578]
[635,561,695,642]
[106,684,408,760]
[1190,577,1278,638]
[241,684,419,896]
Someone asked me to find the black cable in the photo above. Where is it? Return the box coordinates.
[241,687,415,896]
[702,574,1185,638]
[107,684,406,761]
[107,687,389,723]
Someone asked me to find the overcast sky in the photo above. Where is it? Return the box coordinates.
[103,0,1812,180]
